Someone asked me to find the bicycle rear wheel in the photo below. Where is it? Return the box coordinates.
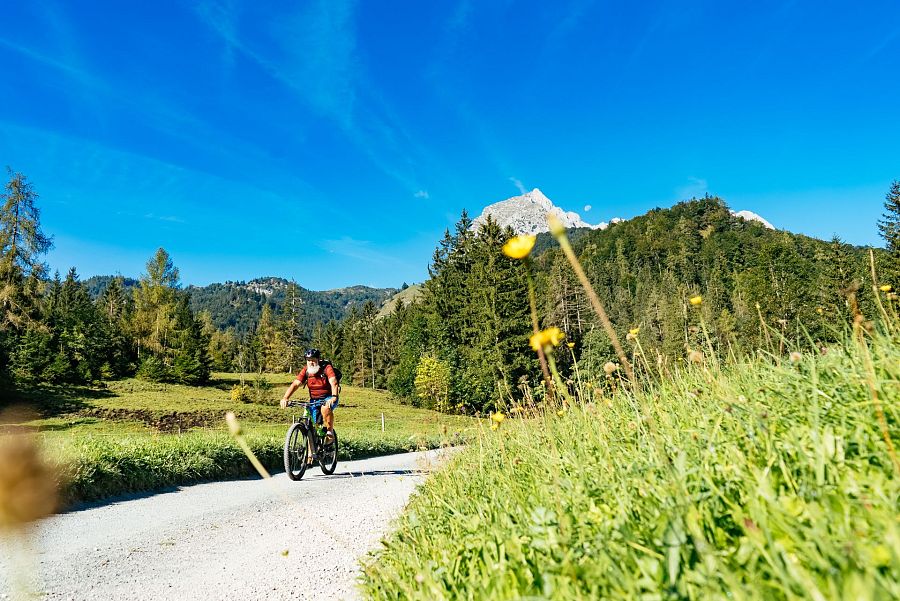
[319,429,338,475]
[284,423,309,481]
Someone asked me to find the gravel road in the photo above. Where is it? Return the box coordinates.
[0,449,450,601]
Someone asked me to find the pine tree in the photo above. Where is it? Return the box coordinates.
[0,169,52,335]
[877,180,900,282]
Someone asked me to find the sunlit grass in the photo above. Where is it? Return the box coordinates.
[361,329,900,599]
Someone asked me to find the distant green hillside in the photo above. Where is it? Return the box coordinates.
[377,283,423,318]
[84,275,396,336]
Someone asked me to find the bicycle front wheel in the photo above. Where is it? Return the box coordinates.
[284,423,309,481]
[319,429,338,475]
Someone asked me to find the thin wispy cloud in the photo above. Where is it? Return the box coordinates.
[414,190,430,199]
[319,237,411,268]
[195,0,428,197]
[0,31,299,194]
[509,177,527,194]
[424,4,523,189]
[144,214,186,224]
[676,177,709,200]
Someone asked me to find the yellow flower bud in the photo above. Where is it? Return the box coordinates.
[879,284,893,292]
[225,411,242,436]
[546,213,566,237]
[689,295,703,306]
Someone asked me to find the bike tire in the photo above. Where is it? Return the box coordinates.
[319,429,338,475]
[284,422,309,481]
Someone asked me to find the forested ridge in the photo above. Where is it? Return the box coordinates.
[84,275,395,336]
[321,194,898,413]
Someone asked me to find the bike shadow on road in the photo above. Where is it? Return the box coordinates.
[324,469,427,479]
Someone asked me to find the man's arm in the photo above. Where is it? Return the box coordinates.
[280,378,305,408]
[328,375,339,398]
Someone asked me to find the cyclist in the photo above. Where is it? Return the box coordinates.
[280,348,339,443]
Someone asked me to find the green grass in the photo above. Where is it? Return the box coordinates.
[3,373,474,505]
[361,331,900,599]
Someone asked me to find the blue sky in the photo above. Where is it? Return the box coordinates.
[1,1,898,289]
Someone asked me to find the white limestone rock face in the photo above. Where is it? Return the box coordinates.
[731,210,775,229]
[471,188,609,235]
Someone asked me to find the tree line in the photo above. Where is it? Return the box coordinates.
[2,167,898,415]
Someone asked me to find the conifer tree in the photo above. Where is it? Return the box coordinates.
[877,180,900,282]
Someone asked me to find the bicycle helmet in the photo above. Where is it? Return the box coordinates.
[304,348,321,360]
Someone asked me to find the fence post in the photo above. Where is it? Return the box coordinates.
[381,413,385,433]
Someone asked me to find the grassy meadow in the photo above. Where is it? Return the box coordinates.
[360,325,900,599]
[3,373,474,505]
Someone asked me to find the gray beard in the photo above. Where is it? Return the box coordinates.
[307,364,320,376]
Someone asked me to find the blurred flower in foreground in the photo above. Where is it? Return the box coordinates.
[603,362,618,375]
[689,295,703,306]
[688,350,704,364]
[879,284,893,292]
[490,412,505,425]
[502,235,537,259]
[789,352,803,363]
[530,327,565,352]
[546,213,566,236]
[0,424,58,531]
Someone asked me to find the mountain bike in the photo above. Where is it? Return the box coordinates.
[283,399,339,481]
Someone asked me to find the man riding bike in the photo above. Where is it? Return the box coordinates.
[280,348,339,444]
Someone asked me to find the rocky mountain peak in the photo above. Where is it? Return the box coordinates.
[470,188,603,235]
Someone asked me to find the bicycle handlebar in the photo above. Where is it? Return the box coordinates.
[285,398,330,408]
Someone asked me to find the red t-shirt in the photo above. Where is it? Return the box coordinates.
[296,363,336,399]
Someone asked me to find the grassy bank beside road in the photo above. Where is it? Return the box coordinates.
[4,374,474,505]
[361,332,900,599]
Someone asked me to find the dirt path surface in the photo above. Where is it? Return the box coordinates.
[0,449,450,600]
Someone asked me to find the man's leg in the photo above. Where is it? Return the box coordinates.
[322,406,334,430]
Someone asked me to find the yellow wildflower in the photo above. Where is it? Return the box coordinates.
[566,342,575,348]
[502,235,537,259]
[816,307,824,315]
[529,327,565,351]
[490,412,505,424]
[879,284,893,292]
[557,409,565,417]
[490,423,499,431]
[629,327,640,336]
[689,295,703,306]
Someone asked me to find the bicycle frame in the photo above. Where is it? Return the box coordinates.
[292,400,326,456]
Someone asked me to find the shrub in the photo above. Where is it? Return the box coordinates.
[414,356,451,411]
